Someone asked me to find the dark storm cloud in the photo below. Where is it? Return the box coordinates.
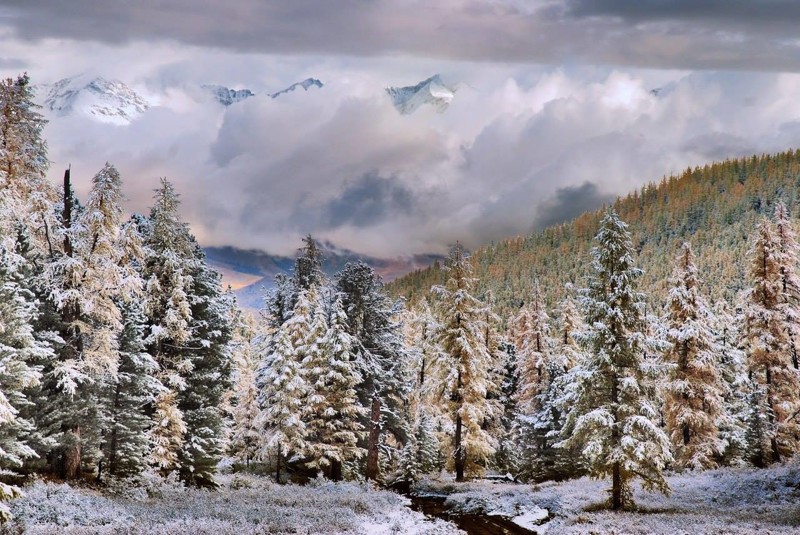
[535,182,616,229]
[323,172,415,228]
[6,1,800,71]
[567,0,800,26]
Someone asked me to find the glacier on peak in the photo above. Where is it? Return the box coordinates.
[386,74,456,115]
[40,76,150,125]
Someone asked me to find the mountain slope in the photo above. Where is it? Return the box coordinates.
[40,76,150,125]
[389,150,800,317]
[203,84,255,106]
[386,74,456,114]
[270,78,323,98]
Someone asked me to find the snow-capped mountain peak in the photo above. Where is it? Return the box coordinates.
[41,76,150,125]
[386,74,456,115]
[202,84,255,106]
[270,78,324,99]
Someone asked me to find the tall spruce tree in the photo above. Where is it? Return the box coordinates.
[303,294,365,480]
[335,261,408,482]
[432,243,498,481]
[257,289,313,482]
[742,218,800,464]
[559,210,670,510]
[662,242,724,470]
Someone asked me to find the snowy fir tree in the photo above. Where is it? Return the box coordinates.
[662,242,725,470]
[335,260,408,482]
[711,299,749,466]
[257,289,313,482]
[432,243,499,481]
[742,218,800,464]
[774,201,800,370]
[514,278,552,414]
[225,311,261,469]
[100,301,158,478]
[559,210,671,510]
[303,295,365,480]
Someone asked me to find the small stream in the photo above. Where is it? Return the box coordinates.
[408,495,538,535]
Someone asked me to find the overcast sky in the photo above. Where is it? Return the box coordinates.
[3,1,800,257]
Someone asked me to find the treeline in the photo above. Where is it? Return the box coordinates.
[0,75,234,518]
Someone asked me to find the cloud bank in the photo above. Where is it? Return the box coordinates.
[25,63,800,257]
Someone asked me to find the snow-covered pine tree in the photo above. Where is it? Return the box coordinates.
[662,242,725,470]
[143,178,234,486]
[399,301,445,481]
[0,74,57,248]
[515,279,551,413]
[742,218,800,464]
[303,294,365,480]
[432,243,498,481]
[493,340,520,475]
[141,179,192,476]
[559,210,671,510]
[774,201,800,370]
[518,288,586,482]
[335,261,408,482]
[554,284,584,371]
[257,289,313,482]
[0,245,52,519]
[711,300,748,466]
[226,310,261,469]
[100,300,158,478]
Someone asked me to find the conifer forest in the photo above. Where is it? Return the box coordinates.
[3,67,800,533]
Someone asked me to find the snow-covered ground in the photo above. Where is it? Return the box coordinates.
[4,473,460,534]
[7,465,800,534]
[416,463,800,534]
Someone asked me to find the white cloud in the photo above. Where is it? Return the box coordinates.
[4,37,800,257]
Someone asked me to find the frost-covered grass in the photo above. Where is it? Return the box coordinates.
[416,463,800,534]
[2,473,460,535]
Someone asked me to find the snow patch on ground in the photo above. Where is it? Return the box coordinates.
[416,463,800,534]
[7,474,461,534]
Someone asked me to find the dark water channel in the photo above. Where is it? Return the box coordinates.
[408,495,538,535]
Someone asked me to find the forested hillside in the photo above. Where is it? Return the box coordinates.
[390,151,800,315]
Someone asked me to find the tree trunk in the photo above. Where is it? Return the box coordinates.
[275,444,282,484]
[63,427,81,480]
[611,461,622,510]
[366,395,381,481]
[107,383,121,476]
[682,424,690,446]
[330,459,343,482]
[454,412,464,482]
[610,371,623,509]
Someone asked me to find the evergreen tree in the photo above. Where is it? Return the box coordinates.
[432,243,498,481]
[774,201,800,370]
[662,242,725,470]
[303,295,365,480]
[0,74,56,248]
[226,312,261,469]
[335,261,408,482]
[100,301,158,478]
[559,210,671,510]
[0,246,52,519]
[742,219,800,464]
[257,289,313,482]
[494,340,520,475]
[515,279,551,413]
[143,179,233,486]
